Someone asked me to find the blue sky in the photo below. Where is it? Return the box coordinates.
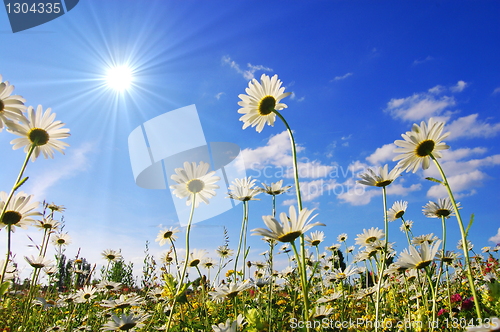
[1,0,499,279]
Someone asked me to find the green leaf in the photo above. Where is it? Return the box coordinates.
[0,280,11,297]
[13,176,29,191]
[425,177,442,184]
[465,214,475,237]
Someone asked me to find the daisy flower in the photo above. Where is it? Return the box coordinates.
[305,230,325,247]
[393,117,450,173]
[209,280,253,302]
[101,313,148,331]
[422,197,459,218]
[357,164,402,187]
[227,177,261,201]
[52,233,71,246]
[155,227,180,246]
[188,248,207,267]
[75,285,98,303]
[337,233,348,243]
[170,161,220,208]
[0,191,41,232]
[212,314,245,332]
[237,74,292,133]
[216,245,234,258]
[387,200,408,221]
[0,75,26,131]
[251,206,325,243]
[311,306,335,320]
[411,233,439,245]
[9,105,70,161]
[101,249,122,262]
[34,217,60,231]
[355,227,385,247]
[0,259,17,280]
[397,240,442,270]
[100,294,143,310]
[25,255,53,269]
[400,220,414,232]
[97,280,122,292]
[259,180,292,196]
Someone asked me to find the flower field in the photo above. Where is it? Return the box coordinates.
[0,73,499,332]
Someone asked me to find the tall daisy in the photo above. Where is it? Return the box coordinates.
[170,161,220,208]
[227,177,261,201]
[101,313,148,331]
[397,240,442,270]
[422,197,459,218]
[357,164,402,188]
[0,191,40,232]
[237,74,292,133]
[0,75,26,131]
[251,206,324,243]
[155,227,180,246]
[259,180,292,196]
[393,117,450,173]
[387,200,408,221]
[9,105,70,161]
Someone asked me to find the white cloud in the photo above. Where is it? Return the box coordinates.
[215,92,225,100]
[450,80,467,92]
[412,56,434,66]
[366,143,396,165]
[289,92,305,102]
[446,114,500,140]
[493,87,500,95]
[423,149,500,199]
[441,147,488,161]
[428,85,445,94]
[221,55,272,80]
[337,184,378,206]
[298,179,340,202]
[332,73,353,81]
[385,93,455,121]
[240,130,337,180]
[28,142,94,200]
[489,228,500,244]
[386,183,422,196]
[427,169,487,198]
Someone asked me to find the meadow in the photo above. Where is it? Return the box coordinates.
[0,73,498,331]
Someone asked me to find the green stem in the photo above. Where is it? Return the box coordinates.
[166,194,196,332]
[273,109,311,332]
[234,200,248,279]
[290,240,310,332]
[273,110,302,209]
[1,144,36,285]
[429,153,482,320]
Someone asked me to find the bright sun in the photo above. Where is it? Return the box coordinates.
[106,66,133,91]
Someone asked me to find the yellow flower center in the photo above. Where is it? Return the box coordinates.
[186,179,205,194]
[258,96,276,115]
[28,128,50,146]
[107,255,116,260]
[435,209,451,217]
[415,260,432,269]
[163,231,173,239]
[0,99,4,111]
[366,236,377,243]
[120,323,136,330]
[416,139,435,157]
[375,180,392,187]
[2,211,22,225]
[57,239,66,244]
[189,259,200,267]
[311,240,321,246]
[395,210,405,219]
[278,231,302,243]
